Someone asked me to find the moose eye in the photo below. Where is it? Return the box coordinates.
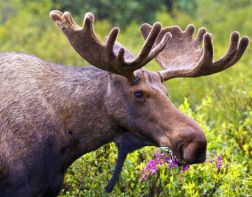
[134,90,144,98]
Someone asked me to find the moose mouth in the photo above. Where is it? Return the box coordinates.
[173,140,207,165]
[174,143,185,164]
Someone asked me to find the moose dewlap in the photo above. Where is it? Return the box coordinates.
[0,10,249,196]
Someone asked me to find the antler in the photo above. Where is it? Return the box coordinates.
[49,10,171,80]
[141,24,249,80]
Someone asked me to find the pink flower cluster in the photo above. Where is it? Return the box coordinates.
[140,149,224,181]
[140,150,189,181]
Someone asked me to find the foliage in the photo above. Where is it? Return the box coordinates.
[51,0,168,27]
[0,0,252,196]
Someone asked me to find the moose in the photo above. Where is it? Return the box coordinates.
[0,10,249,196]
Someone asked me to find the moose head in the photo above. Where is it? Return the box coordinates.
[50,10,249,165]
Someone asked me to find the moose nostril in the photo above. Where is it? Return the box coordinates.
[181,139,207,164]
[195,153,206,164]
[195,144,207,163]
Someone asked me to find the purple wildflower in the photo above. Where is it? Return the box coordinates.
[168,163,174,169]
[172,159,180,167]
[216,156,223,170]
[154,151,166,160]
[166,158,179,169]
[140,159,161,181]
[181,164,190,172]
[164,156,171,163]
[146,160,159,173]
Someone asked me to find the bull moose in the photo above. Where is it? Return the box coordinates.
[0,10,249,196]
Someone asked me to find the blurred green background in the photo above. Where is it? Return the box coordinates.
[0,0,251,196]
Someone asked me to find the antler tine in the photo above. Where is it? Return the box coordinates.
[229,36,249,65]
[140,23,249,81]
[131,23,171,69]
[135,23,162,62]
[83,12,95,32]
[194,27,207,46]
[50,10,171,80]
[106,27,120,58]
[185,24,195,37]
[146,33,172,62]
[212,32,249,72]
[192,33,214,75]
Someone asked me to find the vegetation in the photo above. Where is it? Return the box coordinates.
[0,0,251,196]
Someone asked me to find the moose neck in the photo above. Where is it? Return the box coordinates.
[40,64,117,169]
